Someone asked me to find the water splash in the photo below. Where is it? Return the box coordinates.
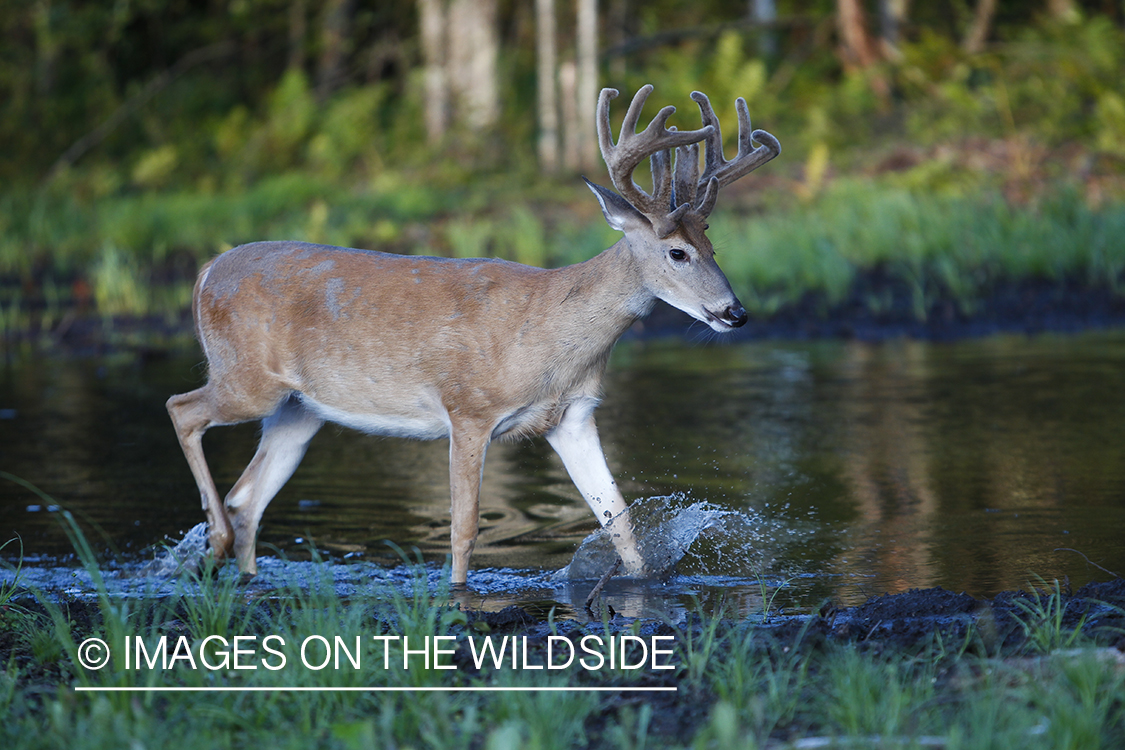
[559,494,786,580]
[136,521,209,577]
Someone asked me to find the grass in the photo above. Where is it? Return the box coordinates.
[2,511,1125,748]
[4,173,1125,352]
[1010,575,1091,655]
[710,181,1125,319]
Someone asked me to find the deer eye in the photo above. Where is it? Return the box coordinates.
[669,248,688,262]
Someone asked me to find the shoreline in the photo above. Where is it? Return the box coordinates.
[7,275,1125,360]
[637,275,1125,343]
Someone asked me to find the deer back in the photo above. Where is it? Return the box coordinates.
[194,240,647,440]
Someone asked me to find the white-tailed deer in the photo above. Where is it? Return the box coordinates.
[166,85,779,584]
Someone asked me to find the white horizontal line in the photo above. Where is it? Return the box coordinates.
[75,686,677,693]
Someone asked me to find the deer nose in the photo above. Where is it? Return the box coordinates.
[725,303,748,328]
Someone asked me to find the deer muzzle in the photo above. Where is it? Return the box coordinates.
[704,302,748,330]
[723,303,748,328]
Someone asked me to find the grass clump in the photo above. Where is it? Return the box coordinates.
[2,508,1125,748]
[1009,576,1091,655]
[6,176,1125,353]
[4,570,1125,748]
[712,182,1125,319]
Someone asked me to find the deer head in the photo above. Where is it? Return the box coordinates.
[585,84,781,331]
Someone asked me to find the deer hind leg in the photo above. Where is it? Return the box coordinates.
[224,396,323,576]
[545,401,645,577]
[166,386,237,560]
[448,427,491,586]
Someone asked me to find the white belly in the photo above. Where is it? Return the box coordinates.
[299,395,450,440]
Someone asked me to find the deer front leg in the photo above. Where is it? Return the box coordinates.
[545,400,645,576]
[448,427,490,585]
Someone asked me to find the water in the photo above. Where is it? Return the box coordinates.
[3,331,1125,614]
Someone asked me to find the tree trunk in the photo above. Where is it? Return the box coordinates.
[607,0,628,81]
[962,0,998,54]
[559,59,580,171]
[448,0,499,132]
[316,0,354,100]
[418,0,448,142]
[879,0,909,58]
[1046,0,1078,20]
[288,0,307,71]
[536,0,559,171]
[33,0,58,95]
[751,0,778,58]
[837,0,880,69]
[576,0,599,171]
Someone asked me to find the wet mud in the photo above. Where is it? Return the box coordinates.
[460,578,1125,656]
[639,274,1125,342]
[813,578,1125,651]
[7,554,1123,656]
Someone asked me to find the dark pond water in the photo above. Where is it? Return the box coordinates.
[3,330,1125,616]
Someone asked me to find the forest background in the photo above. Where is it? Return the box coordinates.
[3,0,1125,348]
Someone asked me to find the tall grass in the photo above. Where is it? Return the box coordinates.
[711,181,1125,317]
[1,175,454,276]
[3,177,1125,345]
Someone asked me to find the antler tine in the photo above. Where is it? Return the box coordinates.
[672,142,700,212]
[619,84,654,146]
[651,148,672,210]
[691,91,725,185]
[648,148,694,235]
[596,87,621,163]
[721,96,781,184]
[596,85,714,222]
[689,91,781,216]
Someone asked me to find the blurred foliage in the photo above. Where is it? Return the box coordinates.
[3,1,1123,193]
[712,181,1125,319]
[1,0,1125,338]
[897,15,1125,149]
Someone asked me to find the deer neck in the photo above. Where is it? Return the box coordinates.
[546,238,653,352]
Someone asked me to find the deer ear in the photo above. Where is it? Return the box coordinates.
[583,178,649,233]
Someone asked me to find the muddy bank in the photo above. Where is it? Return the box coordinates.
[6,558,1123,720]
[7,274,1125,357]
[8,556,1123,655]
[4,562,1121,747]
[470,577,1125,655]
[638,275,1125,342]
